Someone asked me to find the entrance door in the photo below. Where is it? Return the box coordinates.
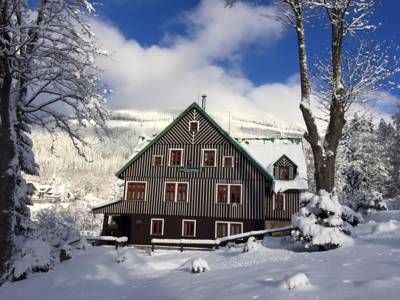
[116,216,131,242]
[132,218,146,244]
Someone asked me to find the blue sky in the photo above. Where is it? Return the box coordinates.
[91,0,399,124]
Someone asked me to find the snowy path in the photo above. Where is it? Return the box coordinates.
[1,212,400,300]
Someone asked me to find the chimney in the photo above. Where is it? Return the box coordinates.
[201,94,207,110]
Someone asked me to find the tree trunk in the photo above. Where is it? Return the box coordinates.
[0,75,17,283]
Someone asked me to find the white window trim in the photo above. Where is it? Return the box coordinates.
[201,148,217,167]
[152,155,163,166]
[273,193,286,211]
[168,148,184,166]
[150,218,164,236]
[188,120,200,132]
[125,181,147,201]
[222,155,234,168]
[182,219,197,238]
[163,182,190,202]
[215,221,243,238]
[215,183,243,205]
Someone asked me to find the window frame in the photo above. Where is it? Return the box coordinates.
[188,121,200,132]
[150,218,164,236]
[152,155,163,167]
[215,221,243,238]
[273,193,286,211]
[168,148,184,167]
[125,181,147,201]
[222,156,234,168]
[163,182,190,203]
[201,148,217,167]
[182,219,197,238]
[215,183,242,205]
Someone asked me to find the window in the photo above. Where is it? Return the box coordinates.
[230,185,241,204]
[169,149,183,166]
[177,183,188,202]
[150,219,164,236]
[182,220,196,237]
[279,166,290,180]
[165,183,176,202]
[217,184,228,204]
[216,184,242,204]
[202,149,216,167]
[230,223,243,236]
[273,156,296,180]
[126,182,146,201]
[189,121,199,132]
[164,182,189,202]
[153,155,163,166]
[223,156,234,168]
[215,221,243,238]
[274,193,285,211]
[216,222,228,238]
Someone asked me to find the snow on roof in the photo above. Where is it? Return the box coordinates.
[237,138,308,193]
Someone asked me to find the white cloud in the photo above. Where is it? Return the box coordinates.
[91,0,396,131]
[91,0,307,127]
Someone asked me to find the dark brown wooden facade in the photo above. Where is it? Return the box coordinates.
[93,103,304,245]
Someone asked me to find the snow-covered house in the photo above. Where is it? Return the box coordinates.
[92,102,308,245]
[27,182,61,203]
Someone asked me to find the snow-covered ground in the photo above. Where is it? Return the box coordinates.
[1,211,400,300]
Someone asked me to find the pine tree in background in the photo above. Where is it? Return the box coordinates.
[388,105,400,197]
[339,114,389,198]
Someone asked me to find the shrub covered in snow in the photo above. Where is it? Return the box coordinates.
[191,258,210,273]
[281,273,311,290]
[291,190,355,250]
[35,205,80,248]
[345,191,388,214]
[13,238,53,281]
[242,236,259,253]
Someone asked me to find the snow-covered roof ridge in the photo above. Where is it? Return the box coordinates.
[237,137,308,193]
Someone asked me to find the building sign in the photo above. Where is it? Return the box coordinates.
[177,167,204,173]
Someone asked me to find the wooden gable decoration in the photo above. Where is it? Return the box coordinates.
[273,155,297,180]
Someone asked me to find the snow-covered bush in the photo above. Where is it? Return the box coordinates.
[13,238,53,281]
[35,205,80,248]
[242,236,259,253]
[281,273,311,290]
[291,191,354,250]
[191,258,210,273]
[345,191,387,214]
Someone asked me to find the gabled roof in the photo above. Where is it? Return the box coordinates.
[115,102,273,182]
[274,154,298,168]
[237,138,308,192]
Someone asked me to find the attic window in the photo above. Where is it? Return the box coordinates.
[189,121,199,132]
[273,156,296,180]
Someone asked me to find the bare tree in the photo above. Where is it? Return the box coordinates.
[226,0,399,193]
[0,0,108,281]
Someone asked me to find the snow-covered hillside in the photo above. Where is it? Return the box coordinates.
[1,211,400,300]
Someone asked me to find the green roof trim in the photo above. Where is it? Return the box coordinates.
[115,102,273,182]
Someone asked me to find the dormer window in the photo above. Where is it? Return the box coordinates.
[189,121,199,132]
[273,155,296,180]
